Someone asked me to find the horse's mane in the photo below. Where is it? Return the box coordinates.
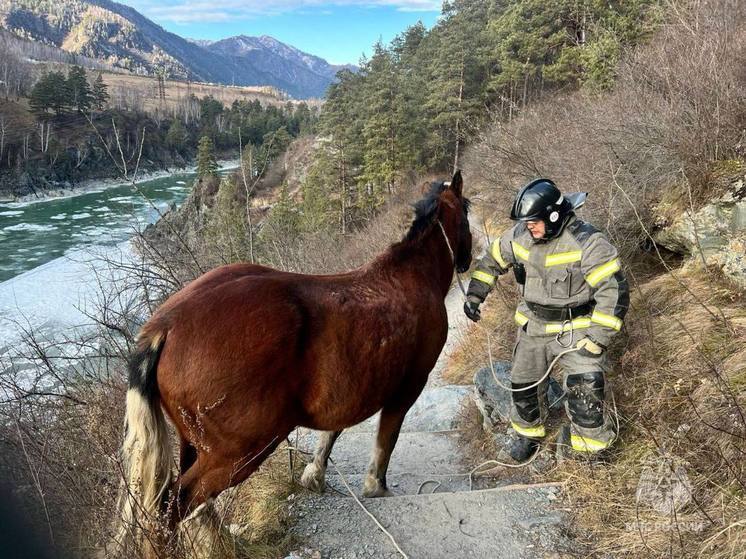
[387,180,469,258]
[402,180,450,243]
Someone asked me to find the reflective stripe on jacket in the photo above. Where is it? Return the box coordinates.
[467,215,629,346]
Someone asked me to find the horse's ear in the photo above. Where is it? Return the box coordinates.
[449,170,463,197]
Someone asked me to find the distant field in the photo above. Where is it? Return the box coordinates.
[25,58,321,113]
[98,70,301,112]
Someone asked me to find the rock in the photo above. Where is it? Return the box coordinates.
[346,385,469,433]
[473,361,512,429]
[718,233,746,287]
[284,549,321,559]
[474,362,565,430]
[401,385,469,432]
[528,449,556,475]
[654,175,746,287]
[517,512,565,530]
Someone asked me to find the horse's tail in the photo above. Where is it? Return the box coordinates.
[117,330,173,544]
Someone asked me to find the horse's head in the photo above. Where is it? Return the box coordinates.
[440,170,472,273]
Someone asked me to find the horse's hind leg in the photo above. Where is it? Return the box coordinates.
[300,430,342,492]
[179,439,197,474]
[169,437,284,528]
[362,404,410,498]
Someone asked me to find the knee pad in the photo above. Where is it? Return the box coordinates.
[512,382,541,423]
[566,371,605,428]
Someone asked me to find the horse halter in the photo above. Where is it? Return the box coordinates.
[437,220,468,297]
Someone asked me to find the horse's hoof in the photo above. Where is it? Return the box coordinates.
[300,463,326,493]
[362,476,392,498]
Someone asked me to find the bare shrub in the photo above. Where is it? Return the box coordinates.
[463,0,746,261]
[457,4,746,557]
[256,174,443,274]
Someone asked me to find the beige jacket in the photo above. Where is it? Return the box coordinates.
[467,215,629,347]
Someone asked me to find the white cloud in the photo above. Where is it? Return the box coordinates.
[134,0,440,24]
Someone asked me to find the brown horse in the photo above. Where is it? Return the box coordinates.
[117,171,471,548]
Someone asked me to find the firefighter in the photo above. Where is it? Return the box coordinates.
[464,179,629,461]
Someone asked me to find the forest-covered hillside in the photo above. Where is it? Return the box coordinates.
[292,0,661,235]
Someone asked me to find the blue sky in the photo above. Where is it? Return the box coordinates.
[121,1,442,65]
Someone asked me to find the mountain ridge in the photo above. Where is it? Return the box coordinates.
[0,0,352,98]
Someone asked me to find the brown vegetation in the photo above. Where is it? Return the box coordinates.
[452,2,746,557]
[558,266,745,557]
[463,0,746,263]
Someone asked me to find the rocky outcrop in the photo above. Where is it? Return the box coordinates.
[654,174,746,288]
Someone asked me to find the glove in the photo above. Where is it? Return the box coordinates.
[463,301,481,322]
[575,337,605,357]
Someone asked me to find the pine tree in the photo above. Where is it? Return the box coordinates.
[423,0,490,168]
[30,72,69,117]
[92,73,109,110]
[67,65,93,113]
[319,69,365,230]
[265,182,299,239]
[29,74,54,117]
[391,22,429,171]
[47,71,70,115]
[206,176,250,262]
[358,42,400,207]
[196,135,218,178]
[300,156,335,233]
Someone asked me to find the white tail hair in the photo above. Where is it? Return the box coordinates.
[115,387,173,551]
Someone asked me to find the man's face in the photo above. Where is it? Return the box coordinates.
[527,220,546,239]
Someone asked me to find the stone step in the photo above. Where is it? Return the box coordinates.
[290,482,568,559]
[297,431,466,476]
[318,471,516,498]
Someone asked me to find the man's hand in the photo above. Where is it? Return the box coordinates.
[576,337,605,357]
[463,301,481,322]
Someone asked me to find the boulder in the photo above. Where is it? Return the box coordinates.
[473,361,565,431]
[402,385,470,432]
[473,362,512,430]
[654,175,746,287]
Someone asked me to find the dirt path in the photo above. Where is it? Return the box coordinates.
[287,251,571,558]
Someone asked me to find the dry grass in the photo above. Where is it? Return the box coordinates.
[553,265,746,558]
[0,359,303,559]
[224,448,302,558]
[452,8,746,551]
[449,261,746,557]
[442,282,518,385]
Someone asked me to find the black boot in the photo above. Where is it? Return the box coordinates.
[508,435,539,463]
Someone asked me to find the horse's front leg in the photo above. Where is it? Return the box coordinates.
[362,404,410,498]
[300,430,342,492]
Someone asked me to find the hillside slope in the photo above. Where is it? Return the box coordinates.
[0,0,348,98]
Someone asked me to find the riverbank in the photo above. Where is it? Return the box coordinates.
[0,159,240,205]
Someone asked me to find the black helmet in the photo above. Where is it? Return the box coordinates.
[510,178,573,239]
